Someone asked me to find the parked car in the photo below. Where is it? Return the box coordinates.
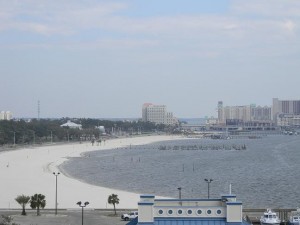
[121,211,138,221]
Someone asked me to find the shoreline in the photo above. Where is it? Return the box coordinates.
[0,135,183,209]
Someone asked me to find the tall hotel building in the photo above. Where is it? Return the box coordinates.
[142,103,178,125]
[272,98,300,126]
[217,101,272,125]
[0,111,13,120]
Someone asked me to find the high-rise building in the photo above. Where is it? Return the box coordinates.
[218,102,271,125]
[142,103,178,125]
[272,98,300,118]
[251,106,272,121]
[273,98,300,126]
[0,111,13,120]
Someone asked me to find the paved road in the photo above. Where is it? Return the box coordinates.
[0,210,130,225]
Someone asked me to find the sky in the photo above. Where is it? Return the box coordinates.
[0,0,299,119]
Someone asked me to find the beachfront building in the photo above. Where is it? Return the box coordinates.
[142,103,178,126]
[272,98,300,126]
[206,117,218,126]
[60,120,82,129]
[217,102,272,125]
[0,111,13,120]
[135,194,249,225]
[276,114,300,127]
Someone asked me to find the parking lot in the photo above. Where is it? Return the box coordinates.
[0,209,132,225]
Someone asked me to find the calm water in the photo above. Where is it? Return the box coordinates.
[60,135,300,208]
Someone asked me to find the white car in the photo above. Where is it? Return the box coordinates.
[121,211,138,221]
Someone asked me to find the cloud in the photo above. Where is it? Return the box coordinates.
[282,20,296,32]
[0,0,299,62]
[0,0,127,35]
[231,0,300,17]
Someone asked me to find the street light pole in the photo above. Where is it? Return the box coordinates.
[77,201,89,225]
[13,132,16,146]
[53,172,60,215]
[32,131,35,145]
[177,187,182,199]
[204,179,213,199]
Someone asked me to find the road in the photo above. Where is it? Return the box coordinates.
[0,209,131,225]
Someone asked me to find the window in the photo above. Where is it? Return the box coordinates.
[197,209,202,215]
[158,209,163,215]
[168,210,173,215]
[177,209,183,215]
[216,209,222,215]
[207,210,212,215]
[187,209,193,215]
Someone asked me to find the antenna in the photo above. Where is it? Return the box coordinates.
[38,100,40,120]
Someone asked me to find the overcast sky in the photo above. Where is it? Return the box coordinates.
[0,0,299,119]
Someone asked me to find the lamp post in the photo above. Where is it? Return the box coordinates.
[32,131,35,145]
[177,187,182,199]
[204,178,213,199]
[12,131,16,146]
[53,172,60,215]
[77,201,89,225]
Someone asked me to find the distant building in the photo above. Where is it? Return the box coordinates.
[142,103,178,125]
[0,111,13,120]
[206,117,218,125]
[60,120,82,129]
[251,105,272,121]
[136,194,249,225]
[217,102,271,125]
[96,126,106,134]
[276,114,300,127]
[273,98,300,126]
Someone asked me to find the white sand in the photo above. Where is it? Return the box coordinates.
[0,135,181,210]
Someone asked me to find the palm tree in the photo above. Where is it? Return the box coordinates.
[30,194,46,216]
[108,194,119,215]
[15,194,30,215]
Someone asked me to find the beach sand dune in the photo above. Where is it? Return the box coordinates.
[0,135,180,209]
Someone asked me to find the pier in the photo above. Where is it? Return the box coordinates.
[243,209,294,224]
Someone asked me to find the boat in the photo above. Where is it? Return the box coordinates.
[289,208,300,225]
[260,209,281,225]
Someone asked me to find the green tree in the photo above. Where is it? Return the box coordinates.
[30,194,46,216]
[15,194,30,215]
[0,215,19,225]
[108,194,120,215]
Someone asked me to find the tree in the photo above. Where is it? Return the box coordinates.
[0,215,19,225]
[15,195,30,215]
[108,194,119,215]
[30,194,46,216]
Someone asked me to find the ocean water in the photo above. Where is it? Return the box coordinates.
[60,135,300,208]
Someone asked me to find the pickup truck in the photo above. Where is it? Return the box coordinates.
[121,211,138,221]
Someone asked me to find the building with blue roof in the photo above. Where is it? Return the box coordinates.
[129,194,251,225]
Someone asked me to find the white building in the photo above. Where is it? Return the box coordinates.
[60,120,82,129]
[276,114,300,127]
[206,117,218,125]
[218,102,271,125]
[142,103,178,125]
[0,111,13,120]
[136,194,248,225]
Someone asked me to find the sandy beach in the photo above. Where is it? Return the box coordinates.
[0,135,181,210]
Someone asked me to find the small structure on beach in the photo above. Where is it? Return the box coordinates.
[60,120,82,129]
[134,194,250,225]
